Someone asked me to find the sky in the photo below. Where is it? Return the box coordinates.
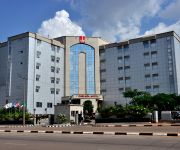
[0,0,180,42]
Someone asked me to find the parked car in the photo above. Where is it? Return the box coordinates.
[171,111,180,119]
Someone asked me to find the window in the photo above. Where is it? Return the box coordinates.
[151,51,157,60]
[152,74,158,81]
[56,57,60,63]
[36,74,40,81]
[51,66,55,72]
[119,88,124,93]
[37,39,41,46]
[47,102,52,108]
[56,68,60,73]
[152,62,158,71]
[51,45,55,51]
[118,57,123,63]
[145,86,151,92]
[56,78,60,84]
[36,51,41,58]
[56,89,60,94]
[50,88,55,94]
[145,74,151,82]
[144,63,150,71]
[101,89,106,95]
[71,111,75,117]
[57,46,60,53]
[153,85,159,92]
[51,56,55,62]
[36,102,42,108]
[143,41,149,48]
[124,55,130,65]
[118,67,123,74]
[125,66,130,74]
[36,63,41,69]
[117,46,123,53]
[119,77,124,84]
[51,77,55,83]
[125,77,131,86]
[144,52,150,59]
[36,86,40,92]
[150,39,156,47]
[124,44,129,51]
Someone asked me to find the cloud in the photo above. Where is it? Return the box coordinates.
[144,20,180,36]
[160,0,180,21]
[74,0,163,42]
[37,10,85,38]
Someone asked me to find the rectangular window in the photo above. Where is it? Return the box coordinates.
[117,46,123,53]
[124,66,130,74]
[56,68,60,73]
[36,51,41,58]
[36,74,40,81]
[36,102,42,108]
[125,77,131,86]
[47,102,52,108]
[145,86,151,93]
[51,45,55,51]
[57,46,60,53]
[56,78,60,84]
[119,77,124,84]
[152,74,158,81]
[124,44,129,51]
[144,63,150,71]
[56,89,60,94]
[150,39,156,47]
[144,52,150,59]
[56,57,60,63]
[151,51,157,60]
[51,56,55,62]
[118,67,123,74]
[51,66,55,72]
[36,86,40,92]
[101,89,106,95]
[152,62,158,70]
[37,39,41,46]
[50,88,55,94]
[118,57,123,63]
[119,88,124,93]
[36,63,41,69]
[153,85,159,92]
[51,77,55,83]
[145,74,151,82]
[143,41,149,49]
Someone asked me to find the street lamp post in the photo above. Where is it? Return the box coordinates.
[23,77,26,126]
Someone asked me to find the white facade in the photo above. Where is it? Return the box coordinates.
[0,32,64,114]
[100,31,180,105]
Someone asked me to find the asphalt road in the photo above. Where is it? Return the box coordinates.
[0,133,180,150]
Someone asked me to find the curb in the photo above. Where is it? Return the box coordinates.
[0,130,179,137]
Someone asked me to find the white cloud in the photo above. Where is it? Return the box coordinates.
[75,0,163,42]
[37,10,85,38]
[160,0,180,20]
[144,20,180,36]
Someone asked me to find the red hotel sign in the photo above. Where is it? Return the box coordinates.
[79,36,85,43]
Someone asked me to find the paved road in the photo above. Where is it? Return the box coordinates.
[0,133,180,150]
[1,125,180,133]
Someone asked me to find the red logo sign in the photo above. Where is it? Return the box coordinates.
[79,36,85,43]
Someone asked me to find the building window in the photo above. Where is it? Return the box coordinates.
[51,77,55,83]
[36,86,40,92]
[56,68,60,73]
[37,39,41,46]
[51,56,55,62]
[143,41,149,49]
[124,66,130,74]
[50,88,55,94]
[36,102,42,108]
[119,88,124,93]
[144,52,150,59]
[57,46,60,53]
[153,85,159,93]
[56,89,60,94]
[152,62,158,71]
[150,39,156,47]
[51,66,55,72]
[145,74,151,82]
[36,74,40,81]
[71,111,75,117]
[119,77,124,84]
[47,102,52,108]
[36,63,41,69]
[144,63,150,71]
[152,74,158,81]
[101,89,106,95]
[118,57,123,63]
[117,46,123,53]
[124,44,129,51]
[125,77,131,86]
[145,86,151,93]
[56,78,60,84]
[151,51,157,60]
[118,67,123,74]
[51,45,55,51]
[56,57,60,63]
[36,51,41,58]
